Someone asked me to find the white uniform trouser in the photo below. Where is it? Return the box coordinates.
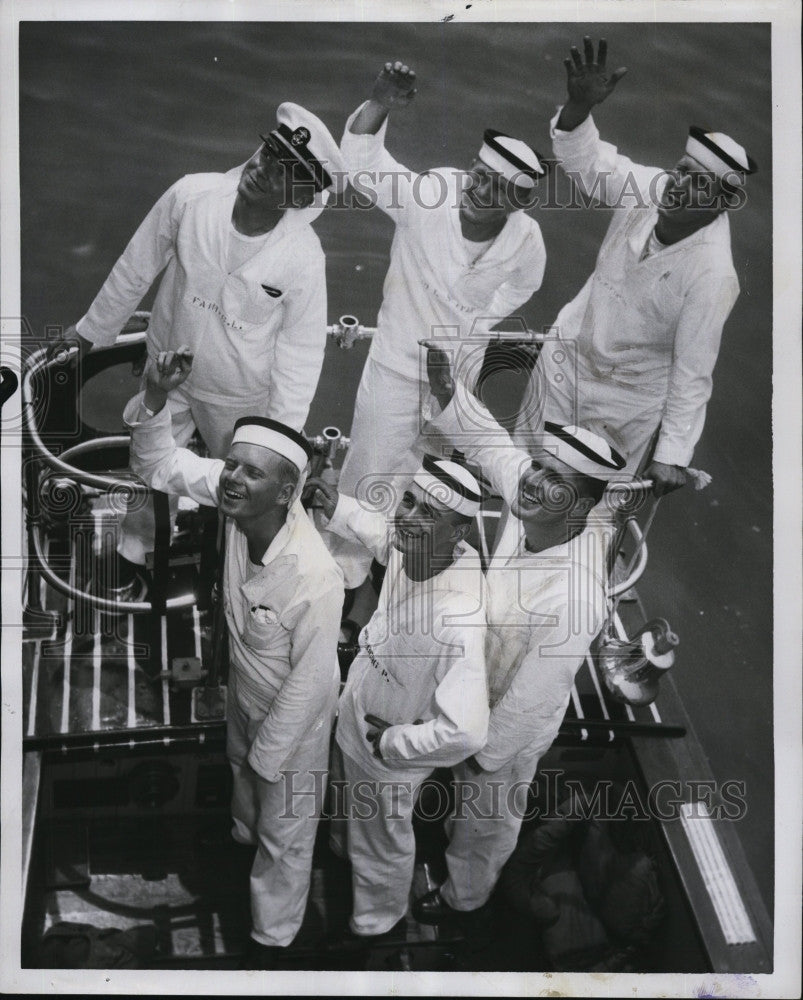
[440,747,542,912]
[339,746,431,936]
[513,340,666,475]
[226,672,335,947]
[322,358,425,588]
[118,385,270,565]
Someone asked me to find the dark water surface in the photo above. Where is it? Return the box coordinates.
[19,21,773,910]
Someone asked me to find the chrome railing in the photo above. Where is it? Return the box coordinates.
[21,314,359,617]
[22,312,656,616]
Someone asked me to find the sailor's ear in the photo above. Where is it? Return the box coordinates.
[451,519,472,544]
[293,186,317,209]
[277,481,297,506]
[719,183,744,212]
[574,494,597,519]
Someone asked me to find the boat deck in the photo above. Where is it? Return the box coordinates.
[20,497,712,972]
[18,349,771,975]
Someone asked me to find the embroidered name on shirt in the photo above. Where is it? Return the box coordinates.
[593,274,629,307]
[419,276,477,315]
[261,284,283,298]
[364,638,391,683]
[190,295,244,331]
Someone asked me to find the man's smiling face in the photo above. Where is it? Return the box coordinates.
[392,482,466,562]
[219,442,296,520]
[510,446,602,533]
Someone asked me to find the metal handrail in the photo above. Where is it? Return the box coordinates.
[329,314,548,348]
[23,329,166,614]
[23,338,154,494]
[30,520,196,614]
[607,518,648,599]
[22,318,362,481]
[21,315,362,616]
[59,436,132,462]
[22,311,549,481]
[23,313,639,615]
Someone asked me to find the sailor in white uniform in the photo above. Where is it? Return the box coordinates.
[309,456,488,940]
[413,357,627,923]
[57,103,345,594]
[329,60,547,587]
[124,347,344,968]
[517,37,757,495]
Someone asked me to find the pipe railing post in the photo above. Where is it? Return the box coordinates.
[148,490,172,679]
[192,512,227,721]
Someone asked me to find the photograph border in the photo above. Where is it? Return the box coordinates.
[1,0,800,996]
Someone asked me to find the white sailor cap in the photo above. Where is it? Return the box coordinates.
[478,129,546,190]
[541,421,627,483]
[266,102,347,194]
[231,416,313,473]
[685,126,757,190]
[413,455,482,517]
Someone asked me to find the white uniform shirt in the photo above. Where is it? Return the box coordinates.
[549,110,740,467]
[124,393,344,782]
[480,494,611,773]
[325,494,488,778]
[426,382,612,772]
[78,168,329,431]
[340,104,547,380]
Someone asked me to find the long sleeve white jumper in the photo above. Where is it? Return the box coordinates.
[325,494,488,779]
[425,382,613,773]
[79,168,329,431]
[340,104,547,381]
[124,393,343,782]
[544,111,739,467]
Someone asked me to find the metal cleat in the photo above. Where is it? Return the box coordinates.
[596,618,679,706]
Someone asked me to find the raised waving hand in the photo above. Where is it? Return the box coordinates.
[372,61,417,110]
[557,37,628,131]
[350,60,417,135]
